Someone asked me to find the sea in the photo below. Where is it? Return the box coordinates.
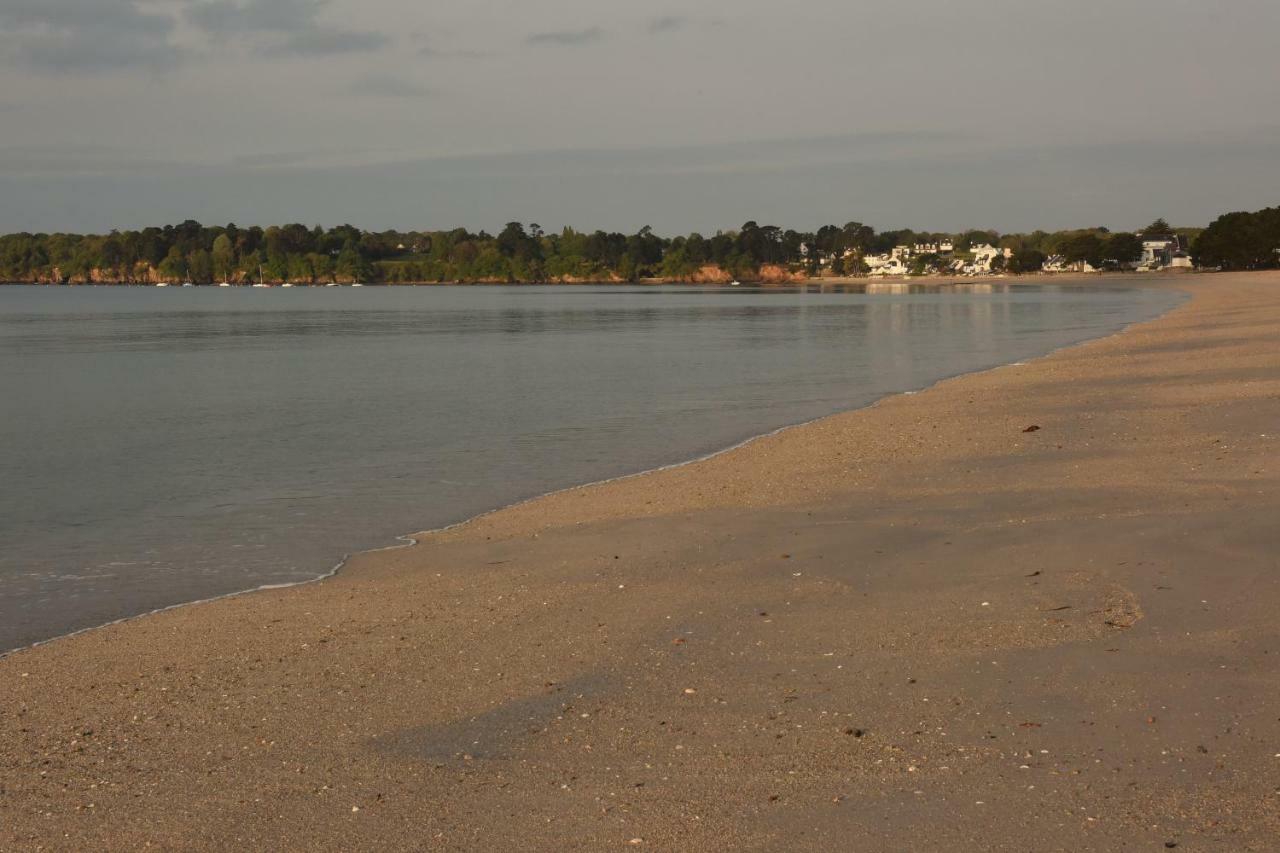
[0,282,1185,652]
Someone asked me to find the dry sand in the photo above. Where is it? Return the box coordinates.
[2,272,1278,851]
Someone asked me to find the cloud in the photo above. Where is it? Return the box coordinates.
[0,0,180,73]
[349,74,431,99]
[185,0,387,56]
[648,16,688,34]
[525,27,604,47]
[416,38,488,60]
[647,15,724,35]
[278,28,388,55]
[0,143,193,176]
[185,0,305,33]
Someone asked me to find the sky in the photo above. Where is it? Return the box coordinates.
[0,0,1277,235]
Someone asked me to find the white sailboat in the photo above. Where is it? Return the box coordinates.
[252,265,270,288]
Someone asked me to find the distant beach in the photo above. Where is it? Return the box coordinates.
[2,272,1278,850]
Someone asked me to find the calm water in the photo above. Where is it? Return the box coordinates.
[0,283,1183,651]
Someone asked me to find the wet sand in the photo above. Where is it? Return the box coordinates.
[2,272,1278,851]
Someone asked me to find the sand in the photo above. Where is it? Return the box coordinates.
[2,272,1278,851]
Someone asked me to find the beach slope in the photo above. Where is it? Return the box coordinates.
[2,272,1278,851]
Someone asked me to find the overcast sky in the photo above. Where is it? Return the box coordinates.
[0,0,1277,234]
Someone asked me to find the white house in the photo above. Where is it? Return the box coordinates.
[1043,254,1097,274]
[962,244,1012,275]
[1140,238,1176,269]
[865,253,910,276]
[1138,234,1190,270]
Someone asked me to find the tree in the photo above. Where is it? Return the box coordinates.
[287,253,314,283]
[1193,206,1280,270]
[813,224,842,257]
[188,249,213,283]
[908,253,944,276]
[1008,249,1046,274]
[840,222,876,254]
[159,245,186,280]
[100,235,123,277]
[497,222,541,263]
[335,240,373,282]
[737,221,764,263]
[1142,218,1174,238]
[1104,233,1144,267]
[1061,233,1106,268]
[309,253,335,282]
[626,226,665,273]
[211,234,236,281]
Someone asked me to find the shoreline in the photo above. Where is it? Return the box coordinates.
[2,272,1278,849]
[0,279,1186,661]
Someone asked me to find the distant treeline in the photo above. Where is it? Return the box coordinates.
[0,217,1232,285]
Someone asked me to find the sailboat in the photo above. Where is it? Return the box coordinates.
[252,265,271,288]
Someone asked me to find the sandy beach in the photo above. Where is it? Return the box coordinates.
[2,272,1277,851]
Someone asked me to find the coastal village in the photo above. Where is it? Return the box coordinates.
[819,231,1194,278]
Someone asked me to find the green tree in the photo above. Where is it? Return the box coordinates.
[1193,206,1280,270]
[1104,233,1143,266]
[908,254,943,276]
[1061,234,1106,268]
[335,240,373,282]
[211,234,236,281]
[309,253,335,282]
[264,252,289,282]
[496,222,541,264]
[188,249,213,283]
[840,222,876,254]
[287,254,314,283]
[159,245,186,280]
[1008,249,1046,274]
